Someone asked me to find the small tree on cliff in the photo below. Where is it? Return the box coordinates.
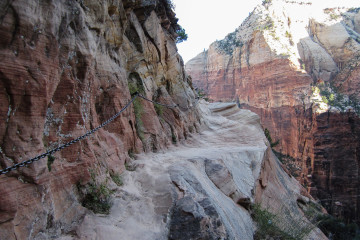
[176,25,188,43]
[264,128,279,148]
[166,0,175,10]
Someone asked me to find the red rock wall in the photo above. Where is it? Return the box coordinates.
[312,112,360,223]
[189,49,360,224]
[186,8,360,224]
[0,0,199,238]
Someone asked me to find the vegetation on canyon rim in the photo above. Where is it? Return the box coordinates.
[110,173,123,187]
[176,25,188,43]
[47,154,55,172]
[78,169,114,214]
[264,128,279,148]
[265,125,360,239]
[216,30,243,55]
[300,201,360,240]
[312,82,360,115]
[196,88,211,102]
[185,0,360,238]
[128,80,145,142]
[154,103,164,116]
[317,215,360,240]
[254,201,360,239]
[264,128,301,177]
[251,204,313,240]
[166,0,188,44]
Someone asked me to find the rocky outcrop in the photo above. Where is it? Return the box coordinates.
[0,0,199,239]
[74,102,326,240]
[186,0,360,224]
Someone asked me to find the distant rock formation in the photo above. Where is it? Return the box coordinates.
[186,0,360,224]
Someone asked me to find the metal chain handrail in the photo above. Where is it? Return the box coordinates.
[0,93,198,176]
[137,94,178,108]
[0,94,137,175]
[0,93,195,176]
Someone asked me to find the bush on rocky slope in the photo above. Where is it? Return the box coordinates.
[251,204,313,240]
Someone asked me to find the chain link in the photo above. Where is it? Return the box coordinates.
[137,94,178,108]
[0,94,138,176]
[0,93,197,176]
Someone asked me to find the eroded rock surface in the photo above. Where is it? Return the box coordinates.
[0,0,199,239]
[74,102,326,240]
[186,0,360,224]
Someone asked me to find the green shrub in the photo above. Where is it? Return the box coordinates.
[110,173,123,186]
[196,88,212,102]
[285,31,292,39]
[264,128,279,148]
[321,96,328,104]
[252,204,313,240]
[264,16,274,30]
[47,154,55,172]
[128,82,139,95]
[216,30,243,55]
[317,83,360,115]
[133,98,144,141]
[299,195,360,239]
[265,129,302,177]
[273,150,300,177]
[330,13,340,20]
[165,0,175,10]
[176,25,188,43]
[252,204,289,239]
[317,215,360,240]
[125,162,136,171]
[154,104,163,116]
[197,88,207,98]
[301,201,324,223]
[285,31,294,45]
[128,81,145,141]
[80,170,113,214]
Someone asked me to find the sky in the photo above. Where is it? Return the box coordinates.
[173,0,262,63]
[172,0,359,63]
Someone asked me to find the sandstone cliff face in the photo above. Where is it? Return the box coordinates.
[0,0,199,238]
[311,111,360,222]
[186,0,360,224]
[73,102,326,240]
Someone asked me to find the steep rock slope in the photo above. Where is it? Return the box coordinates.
[0,0,199,239]
[186,0,360,224]
[72,102,326,240]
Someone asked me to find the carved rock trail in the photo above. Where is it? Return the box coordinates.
[74,102,325,240]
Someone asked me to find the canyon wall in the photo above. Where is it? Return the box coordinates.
[186,0,360,224]
[0,0,200,238]
[0,0,352,239]
[73,102,326,240]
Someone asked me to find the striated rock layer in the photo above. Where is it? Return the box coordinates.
[0,0,199,239]
[186,0,360,224]
[73,102,326,240]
